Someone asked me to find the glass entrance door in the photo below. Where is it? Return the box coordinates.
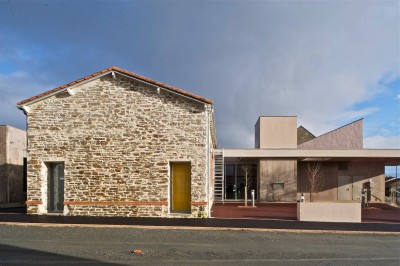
[225,164,236,200]
[224,163,257,201]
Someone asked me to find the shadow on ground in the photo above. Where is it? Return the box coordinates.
[0,243,122,265]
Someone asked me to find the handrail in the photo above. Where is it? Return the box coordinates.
[389,188,400,195]
[384,188,400,206]
[370,188,390,203]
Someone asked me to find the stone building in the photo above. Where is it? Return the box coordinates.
[0,125,26,206]
[17,67,216,217]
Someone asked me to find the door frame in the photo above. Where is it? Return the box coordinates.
[352,176,364,201]
[224,162,258,201]
[170,161,191,213]
[338,176,352,201]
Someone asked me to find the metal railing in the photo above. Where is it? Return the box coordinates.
[214,150,224,202]
[370,188,400,207]
[388,188,400,206]
[370,188,390,204]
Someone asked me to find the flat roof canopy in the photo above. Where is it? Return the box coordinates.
[218,149,400,165]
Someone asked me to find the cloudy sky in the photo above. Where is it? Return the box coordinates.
[0,0,399,152]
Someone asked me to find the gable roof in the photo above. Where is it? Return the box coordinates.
[17,66,212,106]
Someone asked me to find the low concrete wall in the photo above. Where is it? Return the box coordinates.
[297,202,361,223]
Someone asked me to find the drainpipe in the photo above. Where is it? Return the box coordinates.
[205,104,211,217]
[5,127,9,203]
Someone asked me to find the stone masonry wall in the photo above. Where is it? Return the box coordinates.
[26,74,211,217]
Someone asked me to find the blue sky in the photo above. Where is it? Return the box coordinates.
[0,1,399,174]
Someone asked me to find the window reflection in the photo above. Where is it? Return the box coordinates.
[224,163,257,201]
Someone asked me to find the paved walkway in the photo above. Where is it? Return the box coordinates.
[211,202,400,223]
[362,203,400,223]
[0,205,399,233]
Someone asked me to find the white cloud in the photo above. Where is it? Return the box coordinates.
[332,107,380,123]
[364,135,400,149]
[0,1,398,149]
[199,1,400,147]
[0,71,54,129]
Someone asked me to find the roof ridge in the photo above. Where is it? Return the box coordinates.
[306,118,364,141]
[17,66,212,106]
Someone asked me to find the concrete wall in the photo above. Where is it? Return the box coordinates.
[298,119,363,149]
[297,160,385,202]
[0,126,6,203]
[0,126,5,163]
[297,202,361,223]
[0,125,26,204]
[259,159,297,202]
[255,117,297,149]
[25,74,212,217]
[255,120,260,149]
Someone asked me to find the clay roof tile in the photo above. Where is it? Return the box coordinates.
[17,66,212,106]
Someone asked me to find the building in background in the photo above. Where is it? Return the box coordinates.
[215,117,399,204]
[0,125,26,207]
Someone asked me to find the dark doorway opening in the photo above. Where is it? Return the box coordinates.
[48,162,64,213]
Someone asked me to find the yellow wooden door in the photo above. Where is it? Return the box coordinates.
[171,163,191,212]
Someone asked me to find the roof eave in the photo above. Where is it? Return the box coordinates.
[16,66,213,107]
[17,71,112,107]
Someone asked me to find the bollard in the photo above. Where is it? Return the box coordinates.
[251,190,255,207]
[361,190,365,208]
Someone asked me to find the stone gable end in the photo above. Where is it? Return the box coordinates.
[26,74,210,217]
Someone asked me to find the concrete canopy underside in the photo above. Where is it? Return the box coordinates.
[219,149,400,165]
[219,148,398,203]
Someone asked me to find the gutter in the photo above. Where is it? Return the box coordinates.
[206,104,211,217]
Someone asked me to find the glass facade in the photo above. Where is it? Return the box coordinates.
[224,162,258,201]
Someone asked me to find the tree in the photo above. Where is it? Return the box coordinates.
[241,164,251,206]
[307,161,323,202]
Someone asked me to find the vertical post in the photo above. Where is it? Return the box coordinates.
[251,189,255,207]
[6,165,9,203]
[394,165,399,204]
[361,189,365,208]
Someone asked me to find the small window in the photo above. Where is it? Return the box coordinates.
[338,162,348,171]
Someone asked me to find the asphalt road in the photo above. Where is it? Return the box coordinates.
[0,224,399,265]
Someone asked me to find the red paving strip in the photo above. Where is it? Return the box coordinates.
[211,203,297,220]
[211,202,400,223]
[362,203,400,223]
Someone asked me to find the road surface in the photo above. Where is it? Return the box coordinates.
[0,224,398,265]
